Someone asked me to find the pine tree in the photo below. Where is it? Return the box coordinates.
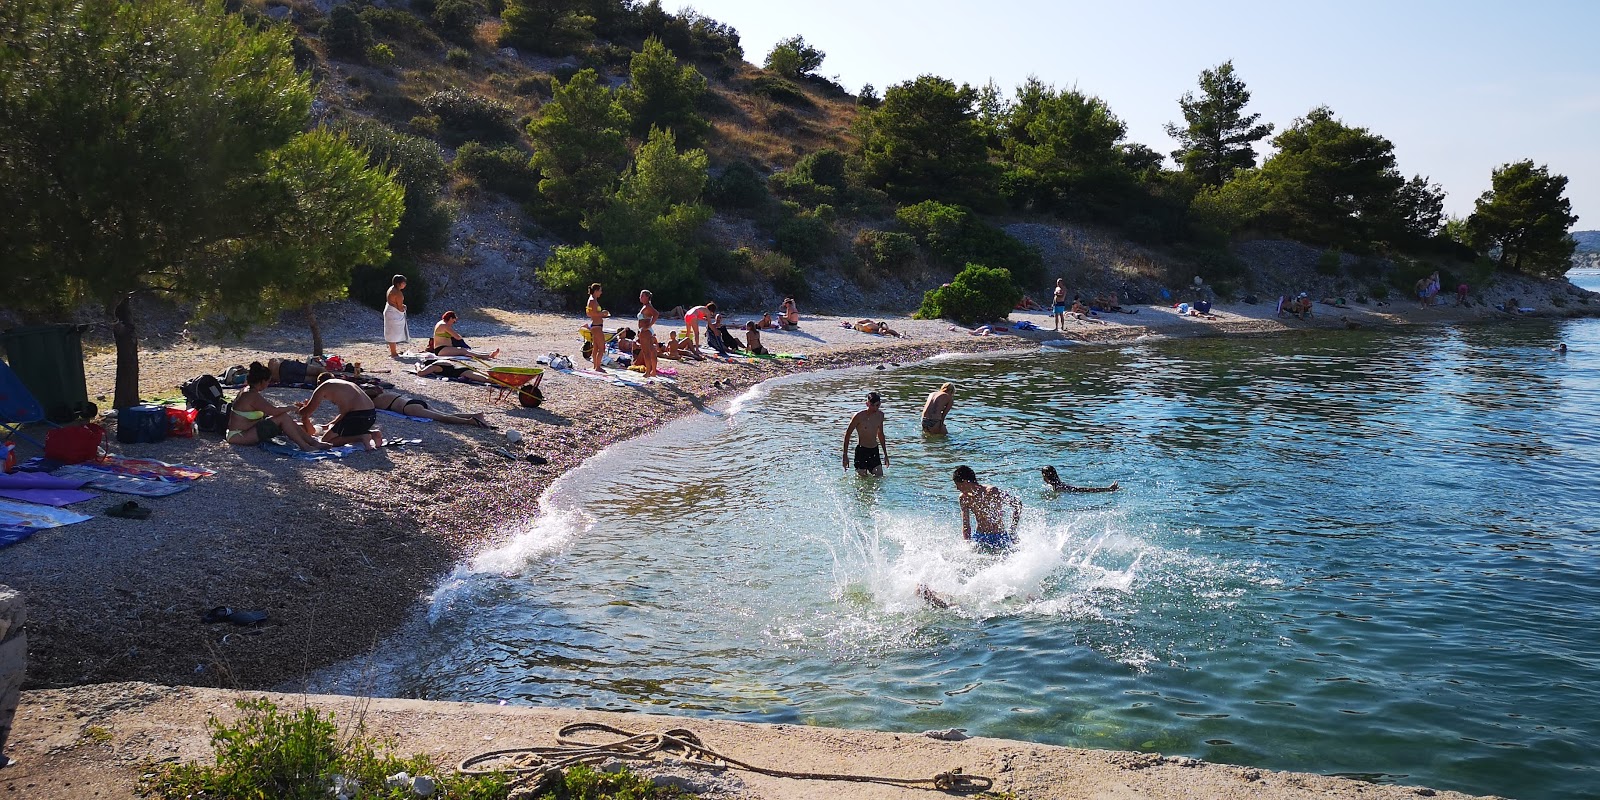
[1165,61,1274,187]
[1467,160,1578,277]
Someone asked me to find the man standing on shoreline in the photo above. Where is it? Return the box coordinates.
[843,391,889,477]
[920,383,955,435]
[1052,278,1068,331]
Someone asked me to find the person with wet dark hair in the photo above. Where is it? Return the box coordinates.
[952,465,1021,550]
[1040,466,1118,493]
[224,362,326,450]
[842,392,888,477]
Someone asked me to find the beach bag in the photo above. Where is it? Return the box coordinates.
[45,422,104,464]
[196,403,231,436]
[166,406,198,438]
[181,374,226,410]
[117,404,168,444]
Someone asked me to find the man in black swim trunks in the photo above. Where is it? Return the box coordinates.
[298,374,383,449]
[842,391,888,477]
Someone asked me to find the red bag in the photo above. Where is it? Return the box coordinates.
[166,406,198,438]
[44,422,104,464]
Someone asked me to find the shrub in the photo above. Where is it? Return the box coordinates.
[422,88,518,145]
[445,46,473,68]
[706,160,768,210]
[1369,283,1390,300]
[141,697,502,800]
[896,200,1045,289]
[764,35,824,79]
[747,75,812,107]
[409,114,441,137]
[774,203,833,263]
[333,116,453,254]
[360,7,443,51]
[366,43,395,65]
[699,246,752,283]
[454,142,537,201]
[916,264,1019,325]
[854,229,917,271]
[323,5,371,60]
[749,249,808,299]
[1315,247,1343,276]
[430,0,480,45]
[770,148,846,204]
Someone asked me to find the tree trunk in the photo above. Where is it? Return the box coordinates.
[111,294,140,410]
[305,303,324,357]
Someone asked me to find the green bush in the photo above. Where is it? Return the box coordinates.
[454,142,537,201]
[1369,283,1390,300]
[409,114,440,137]
[707,160,768,210]
[141,698,503,800]
[423,88,518,145]
[1315,248,1343,276]
[323,5,372,59]
[895,200,1044,289]
[360,7,444,51]
[749,249,808,298]
[747,75,812,107]
[698,246,752,283]
[774,203,833,263]
[333,116,453,255]
[366,43,396,65]
[430,0,480,46]
[854,229,917,271]
[916,263,1019,325]
[446,47,473,68]
[770,148,846,204]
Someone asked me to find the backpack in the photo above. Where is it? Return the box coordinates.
[196,402,231,435]
[181,374,226,410]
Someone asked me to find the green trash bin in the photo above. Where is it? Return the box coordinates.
[0,324,95,423]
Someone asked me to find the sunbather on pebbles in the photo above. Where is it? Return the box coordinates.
[415,356,492,384]
[361,385,493,428]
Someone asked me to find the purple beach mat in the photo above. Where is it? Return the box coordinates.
[0,488,98,507]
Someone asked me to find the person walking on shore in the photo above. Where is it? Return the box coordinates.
[1051,279,1068,331]
[843,392,889,477]
[952,465,1021,550]
[586,283,608,372]
[920,383,955,435]
[384,275,408,358]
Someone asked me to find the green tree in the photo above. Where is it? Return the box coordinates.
[997,79,1136,219]
[499,0,596,54]
[253,130,405,356]
[618,36,709,145]
[856,75,998,208]
[539,127,711,307]
[334,116,453,255]
[527,68,631,232]
[1467,160,1579,277]
[1164,61,1273,187]
[764,35,823,79]
[0,0,313,408]
[1255,106,1404,246]
[916,264,1020,325]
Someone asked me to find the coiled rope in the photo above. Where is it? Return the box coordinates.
[458,722,993,794]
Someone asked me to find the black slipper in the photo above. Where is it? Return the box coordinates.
[106,501,150,520]
[202,606,268,626]
[526,454,548,465]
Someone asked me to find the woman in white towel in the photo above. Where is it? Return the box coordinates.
[384,275,408,358]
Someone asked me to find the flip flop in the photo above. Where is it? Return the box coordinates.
[201,606,269,626]
[106,501,151,520]
[526,454,548,465]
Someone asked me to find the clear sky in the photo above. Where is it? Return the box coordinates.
[677,0,1597,228]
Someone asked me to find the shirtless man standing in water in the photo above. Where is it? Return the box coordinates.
[842,392,889,477]
[953,465,1021,549]
[920,383,955,435]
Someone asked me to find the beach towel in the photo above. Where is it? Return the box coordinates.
[52,465,193,497]
[0,525,41,550]
[74,454,216,482]
[260,437,422,460]
[0,473,89,490]
[628,365,679,377]
[377,409,434,423]
[0,498,93,529]
[383,304,409,344]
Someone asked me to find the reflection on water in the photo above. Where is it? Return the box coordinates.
[322,317,1600,800]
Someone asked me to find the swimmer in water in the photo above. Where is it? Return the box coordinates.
[1040,466,1119,493]
[953,465,1020,550]
[842,392,889,477]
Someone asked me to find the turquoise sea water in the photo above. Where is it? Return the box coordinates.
[353,287,1600,800]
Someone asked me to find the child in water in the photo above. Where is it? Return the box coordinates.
[1040,466,1119,493]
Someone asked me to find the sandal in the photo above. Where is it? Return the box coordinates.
[106,501,151,520]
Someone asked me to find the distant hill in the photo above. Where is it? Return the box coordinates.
[1574,231,1600,253]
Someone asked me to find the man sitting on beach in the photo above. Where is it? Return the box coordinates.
[920,383,955,435]
[298,374,382,449]
[843,392,889,477]
[952,465,1021,550]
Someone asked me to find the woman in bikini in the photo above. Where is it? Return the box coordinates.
[360,385,494,428]
[429,311,500,359]
[636,289,661,378]
[585,283,607,371]
[224,362,326,450]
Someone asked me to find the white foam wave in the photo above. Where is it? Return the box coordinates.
[427,505,590,622]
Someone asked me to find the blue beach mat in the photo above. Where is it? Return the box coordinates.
[52,465,192,497]
[0,525,41,550]
[0,498,93,529]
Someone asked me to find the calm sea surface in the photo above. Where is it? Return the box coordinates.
[338,279,1600,800]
